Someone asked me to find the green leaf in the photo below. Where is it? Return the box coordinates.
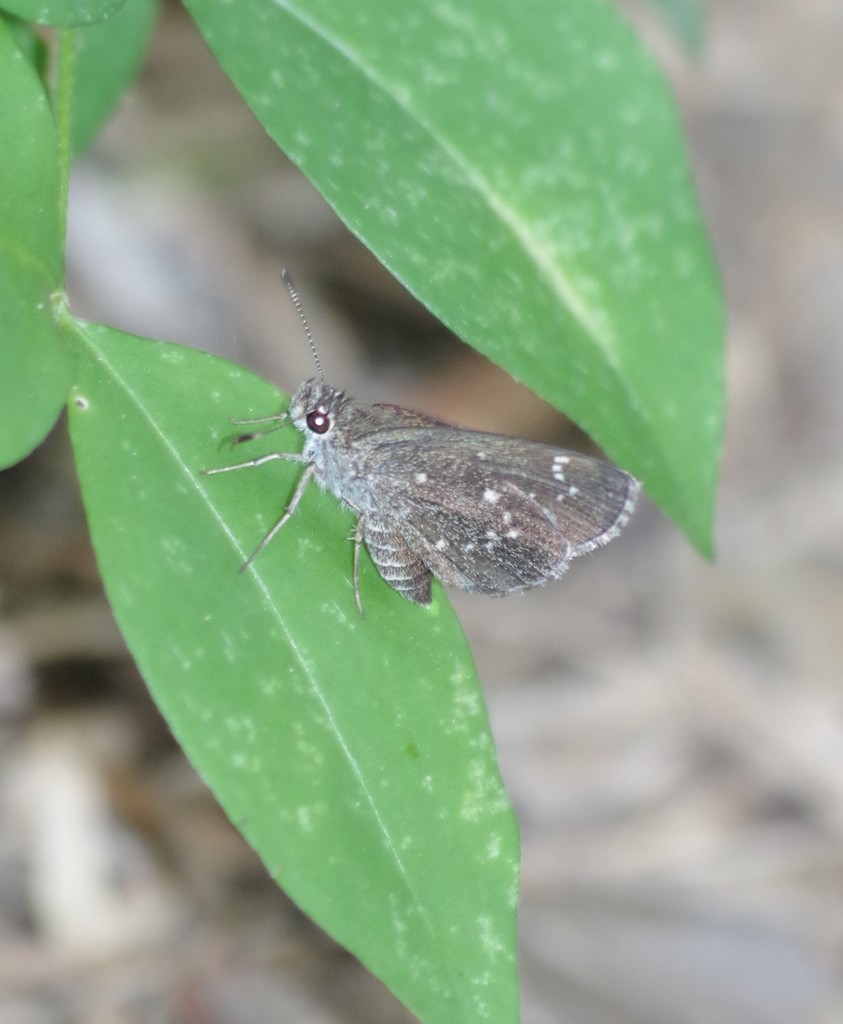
[1,12,49,72]
[67,321,520,1024]
[0,19,70,469]
[184,0,724,556]
[72,0,159,155]
[0,0,127,27]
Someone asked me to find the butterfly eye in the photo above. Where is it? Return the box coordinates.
[306,408,331,434]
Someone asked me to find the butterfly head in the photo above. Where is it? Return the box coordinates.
[288,378,349,457]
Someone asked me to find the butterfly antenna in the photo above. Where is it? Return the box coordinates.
[281,269,324,383]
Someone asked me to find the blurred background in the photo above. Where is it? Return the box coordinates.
[2,0,842,1021]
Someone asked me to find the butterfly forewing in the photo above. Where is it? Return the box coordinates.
[356,429,638,596]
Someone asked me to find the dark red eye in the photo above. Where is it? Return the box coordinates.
[306,409,330,434]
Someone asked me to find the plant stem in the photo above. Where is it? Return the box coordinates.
[53,29,75,262]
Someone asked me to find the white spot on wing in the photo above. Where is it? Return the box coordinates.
[415,471,428,484]
[553,454,570,483]
[483,488,500,503]
[435,538,448,550]
[484,530,500,551]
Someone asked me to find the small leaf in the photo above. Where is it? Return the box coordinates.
[0,19,70,469]
[67,321,521,1024]
[72,0,159,155]
[1,13,49,72]
[0,0,127,28]
[184,0,724,555]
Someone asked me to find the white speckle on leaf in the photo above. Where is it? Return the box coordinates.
[477,915,507,959]
[594,47,619,72]
[460,758,492,823]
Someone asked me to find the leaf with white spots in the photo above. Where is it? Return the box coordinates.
[66,323,520,1024]
[183,0,724,555]
[1,0,127,27]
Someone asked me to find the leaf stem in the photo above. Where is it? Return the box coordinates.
[53,29,76,262]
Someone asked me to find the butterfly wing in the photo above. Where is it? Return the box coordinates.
[356,428,639,596]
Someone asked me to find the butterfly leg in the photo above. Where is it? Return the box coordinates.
[353,517,366,617]
[239,462,317,571]
[202,450,309,475]
[228,411,289,446]
[203,455,315,572]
